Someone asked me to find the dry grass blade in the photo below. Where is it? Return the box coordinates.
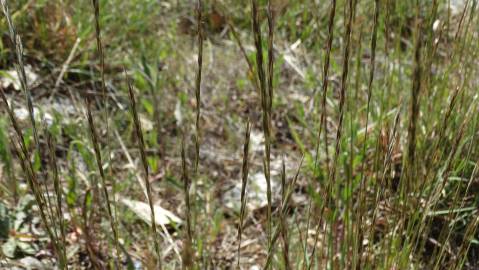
[237,120,251,268]
[125,71,162,268]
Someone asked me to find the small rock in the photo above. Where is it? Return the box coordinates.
[18,256,44,270]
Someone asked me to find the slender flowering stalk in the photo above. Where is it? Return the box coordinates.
[125,71,162,268]
[406,3,423,195]
[236,120,251,268]
[195,0,203,173]
[181,135,194,269]
[85,100,121,263]
[46,131,68,269]
[251,0,273,250]
[306,1,337,267]
[355,0,380,266]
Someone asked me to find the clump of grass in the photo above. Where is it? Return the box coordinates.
[0,88,67,269]
[306,0,337,267]
[1,0,479,269]
[1,1,68,267]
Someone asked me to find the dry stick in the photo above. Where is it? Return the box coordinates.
[251,0,273,251]
[237,120,251,268]
[355,0,380,267]
[194,0,203,173]
[125,72,162,268]
[305,1,337,268]
[85,100,121,265]
[51,37,82,100]
[181,136,194,269]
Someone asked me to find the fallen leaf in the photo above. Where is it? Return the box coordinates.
[19,256,45,270]
[120,197,182,226]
